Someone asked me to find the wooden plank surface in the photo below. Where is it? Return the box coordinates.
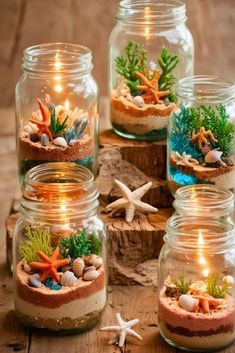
[0,0,235,105]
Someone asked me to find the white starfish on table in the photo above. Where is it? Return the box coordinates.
[100,312,143,348]
[105,179,158,223]
[171,151,199,167]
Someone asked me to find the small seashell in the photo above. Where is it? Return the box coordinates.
[133,95,145,108]
[178,294,199,312]
[41,133,49,147]
[148,61,157,71]
[89,254,103,269]
[73,258,85,277]
[126,93,132,102]
[60,271,77,286]
[53,137,68,148]
[205,150,223,164]
[22,262,32,273]
[28,274,42,288]
[83,269,99,281]
[85,265,96,272]
[223,275,234,287]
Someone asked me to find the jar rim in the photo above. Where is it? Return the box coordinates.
[23,43,93,74]
[21,162,99,221]
[165,214,235,252]
[117,0,186,26]
[24,162,95,193]
[173,185,234,217]
[177,75,235,103]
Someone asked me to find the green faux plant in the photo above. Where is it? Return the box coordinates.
[49,104,68,137]
[171,273,193,294]
[115,40,178,100]
[19,227,52,263]
[206,272,229,299]
[59,229,102,259]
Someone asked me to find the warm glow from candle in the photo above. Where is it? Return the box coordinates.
[54,84,63,93]
[55,53,62,70]
[64,99,70,111]
[144,6,150,39]
[198,231,209,278]
[60,204,67,213]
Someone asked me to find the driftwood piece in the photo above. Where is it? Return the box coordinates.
[5,199,20,270]
[96,147,173,208]
[101,208,173,286]
[99,129,167,179]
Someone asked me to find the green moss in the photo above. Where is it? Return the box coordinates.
[206,272,229,299]
[59,229,102,258]
[171,273,193,294]
[19,227,52,263]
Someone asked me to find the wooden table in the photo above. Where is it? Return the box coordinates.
[1,104,235,353]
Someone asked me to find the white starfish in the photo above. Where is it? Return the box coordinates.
[105,179,158,223]
[172,151,199,167]
[100,312,143,348]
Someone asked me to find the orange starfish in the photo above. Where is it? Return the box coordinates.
[191,127,218,150]
[30,247,70,282]
[135,70,170,105]
[29,98,53,140]
[192,294,223,314]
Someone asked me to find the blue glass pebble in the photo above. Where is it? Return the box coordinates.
[50,284,62,290]
[44,278,53,287]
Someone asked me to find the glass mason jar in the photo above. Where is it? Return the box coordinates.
[158,185,235,351]
[168,75,235,195]
[15,43,99,183]
[13,162,107,334]
[109,0,194,141]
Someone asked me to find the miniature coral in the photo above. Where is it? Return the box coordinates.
[171,274,193,295]
[30,247,70,282]
[158,47,179,102]
[115,41,178,102]
[206,272,229,299]
[19,227,52,263]
[63,117,88,144]
[59,229,102,259]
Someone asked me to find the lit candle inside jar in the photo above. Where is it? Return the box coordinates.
[198,230,209,278]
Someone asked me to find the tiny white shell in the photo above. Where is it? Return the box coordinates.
[22,263,32,273]
[148,61,157,71]
[133,95,145,108]
[72,258,85,277]
[68,139,77,146]
[53,137,68,148]
[205,150,223,164]
[60,271,77,286]
[223,275,234,286]
[83,269,99,281]
[178,294,199,312]
[89,254,103,269]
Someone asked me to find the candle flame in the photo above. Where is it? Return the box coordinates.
[198,231,209,278]
[55,53,62,70]
[64,99,70,111]
[144,6,150,39]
